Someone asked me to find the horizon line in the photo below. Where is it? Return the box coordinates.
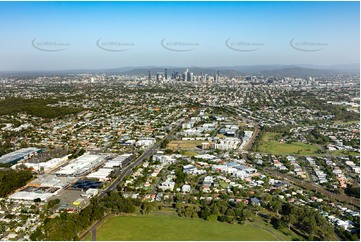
[0,63,360,73]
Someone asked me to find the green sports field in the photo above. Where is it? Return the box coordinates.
[84,215,286,241]
[256,132,321,155]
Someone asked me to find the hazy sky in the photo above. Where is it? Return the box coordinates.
[0,1,359,71]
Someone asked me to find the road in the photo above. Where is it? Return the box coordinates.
[79,214,112,240]
[78,117,186,240]
[98,140,162,199]
[98,118,185,199]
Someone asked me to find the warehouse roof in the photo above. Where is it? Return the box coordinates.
[0,147,41,164]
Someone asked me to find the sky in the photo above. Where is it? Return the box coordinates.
[0,1,359,71]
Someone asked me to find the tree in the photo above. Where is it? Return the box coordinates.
[283,213,297,229]
[304,216,317,240]
[271,217,287,229]
[47,198,60,208]
[271,200,282,215]
[262,193,272,204]
[226,208,235,217]
[242,209,254,221]
[206,214,218,222]
[200,206,211,220]
[141,202,155,215]
[344,186,360,198]
[0,169,33,197]
[319,222,334,240]
[30,227,42,241]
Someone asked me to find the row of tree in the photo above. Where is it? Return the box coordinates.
[174,194,343,241]
[175,199,257,224]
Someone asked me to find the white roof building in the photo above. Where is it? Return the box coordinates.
[55,154,107,176]
[86,168,113,180]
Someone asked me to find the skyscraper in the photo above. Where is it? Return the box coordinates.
[184,68,188,81]
[148,70,152,81]
[156,72,163,82]
[165,68,168,80]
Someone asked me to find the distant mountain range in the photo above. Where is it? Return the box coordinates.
[0,64,359,77]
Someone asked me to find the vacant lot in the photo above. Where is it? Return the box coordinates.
[167,140,204,149]
[84,215,285,241]
[257,132,321,155]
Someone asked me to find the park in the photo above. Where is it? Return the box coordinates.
[84,214,298,241]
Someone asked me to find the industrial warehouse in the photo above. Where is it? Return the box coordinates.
[7,152,134,206]
[0,147,42,164]
[55,154,108,176]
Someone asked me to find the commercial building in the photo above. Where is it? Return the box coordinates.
[136,138,156,148]
[8,174,77,202]
[9,187,59,202]
[28,174,77,188]
[86,168,113,181]
[11,155,70,173]
[55,154,108,177]
[0,147,42,164]
[103,153,134,168]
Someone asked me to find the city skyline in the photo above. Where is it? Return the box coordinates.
[0,1,359,71]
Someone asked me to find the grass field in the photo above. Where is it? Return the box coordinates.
[257,132,321,155]
[181,151,199,157]
[330,150,360,157]
[84,215,290,241]
[167,140,204,149]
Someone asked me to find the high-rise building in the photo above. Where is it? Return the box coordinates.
[190,73,194,82]
[184,68,189,81]
[172,71,177,80]
[156,73,163,82]
[148,70,152,81]
[165,68,168,80]
[187,72,192,82]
